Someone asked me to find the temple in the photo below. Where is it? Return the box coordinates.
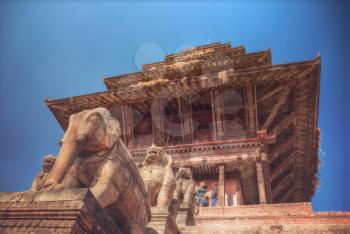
[46,42,320,206]
[1,42,349,233]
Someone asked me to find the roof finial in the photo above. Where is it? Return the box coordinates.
[207,35,211,45]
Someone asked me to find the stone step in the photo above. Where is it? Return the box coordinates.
[181,223,350,234]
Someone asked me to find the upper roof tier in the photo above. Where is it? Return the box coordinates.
[46,56,319,130]
[103,43,271,91]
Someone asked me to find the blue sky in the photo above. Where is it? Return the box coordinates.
[0,0,349,211]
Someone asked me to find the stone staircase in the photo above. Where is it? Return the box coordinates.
[177,203,350,234]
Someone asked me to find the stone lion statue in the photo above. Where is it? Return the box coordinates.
[174,167,196,208]
[139,144,176,209]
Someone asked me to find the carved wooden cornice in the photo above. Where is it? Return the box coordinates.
[131,139,261,163]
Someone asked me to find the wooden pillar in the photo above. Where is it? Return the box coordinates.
[152,98,165,146]
[211,89,224,141]
[121,102,134,148]
[236,179,243,206]
[218,165,225,206]
[256,160,267,204]
[210,91,217,140]
[263,147,272,203]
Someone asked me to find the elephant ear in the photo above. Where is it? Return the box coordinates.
[106,117,120,149]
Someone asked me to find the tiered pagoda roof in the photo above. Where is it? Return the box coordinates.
[46,42,321,204]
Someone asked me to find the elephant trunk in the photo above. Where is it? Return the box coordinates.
[46,141,79,187]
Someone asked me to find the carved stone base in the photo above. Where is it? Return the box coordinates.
[176,205,195,227]
[0,188,122,234]
[145,208,179,234]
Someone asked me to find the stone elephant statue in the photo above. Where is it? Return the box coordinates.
[174,167,196,208]
[36,107,150,234]
[138,144,176,210]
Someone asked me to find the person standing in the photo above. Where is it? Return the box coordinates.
[210,183,218,207]
[202,189,211,207]
[196,181,208,207]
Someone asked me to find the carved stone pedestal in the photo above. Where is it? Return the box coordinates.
[0,188,122,234]
[176,204,195,227]
[145,208,179,234]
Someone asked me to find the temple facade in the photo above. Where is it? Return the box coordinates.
[47,42,321,206]
[1,42,349,233]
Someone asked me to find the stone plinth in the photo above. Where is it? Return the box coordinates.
[145,208,179,234]
[182,202,350,233]
[176,204,195,227]
[0,188,122,234]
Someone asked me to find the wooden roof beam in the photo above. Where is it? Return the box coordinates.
[271,170,294,199]
[270,112,296,136]
[259,85,284,103]
[271,151,296,182]
[279,184,294,203]
[261,81,295,131]
[295,64,317,80]
[270,137,294,162]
